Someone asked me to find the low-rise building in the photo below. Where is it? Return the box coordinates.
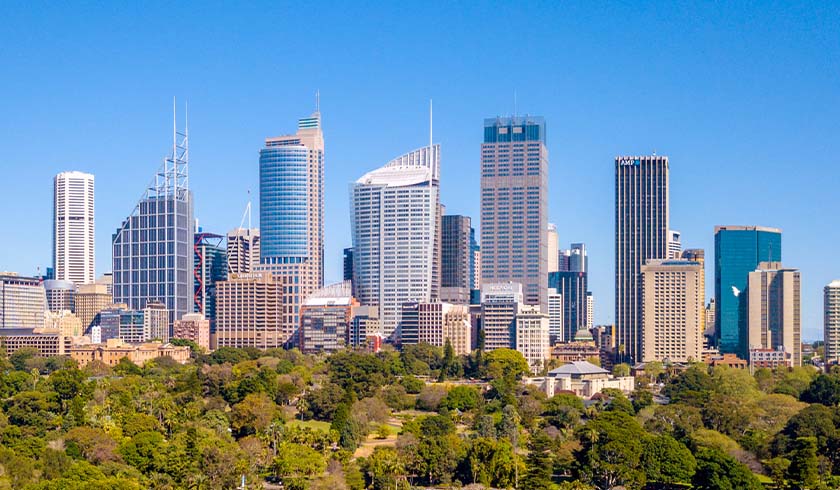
[69,339,190,367]
[399,302,472,356]
[0,328,71,357]
[703,352,748,369]
[525,360,635,399]
[749,347,792,369]
[44,310,84,338]
[173,313,211,351]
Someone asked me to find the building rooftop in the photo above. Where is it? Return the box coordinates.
[356,145,439,187]
[714,225,782,234]
[548,360,608,377]
[304,280,353,306]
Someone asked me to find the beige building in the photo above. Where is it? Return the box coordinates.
[0,328,71,356]
[69,338,190,367]
[747,262,801,366]
[226,227,260,275]
[641,259,704,363]
[215,272,289,349]
[43,310,83,338]
[0,273,47,329]
[526,361,635,399]
[143,301,169,342]
[515,305,550,373]
[399,302,472,356]
[825,280,840,365]
[75,283,112,329]
[173,313,210,351]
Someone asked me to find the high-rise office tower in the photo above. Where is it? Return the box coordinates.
[193,231,226,323]
[441,215,472,304]
[704,298,716,347]
[714,225,781,359]
[470,228,480,290]
[747,262,801,366]
[343,248,354,282]
[586,292,594,330]
[0,273,47,329]
[549,271,588,343]
[569,243,588,273]
[75,283,111,330]
[44,280,76,312]
[668,230,682,259]
[547,288,564,344]
[258,110,324,335]
[113,113,193,328]
[351,145,440,338]
[615,155,669,363]
[53,171,95,285]
[143,301,169,342]
[682,249,706,335]
[399,301,472,356]
[515,305,550,373]
[547,224,559,273]
[480,282,524,351]
[480,116,548,310]
[641,258,704,363]
[226,228,260,275]
[299,281,357,354]
[216,272,287,348]
[824,280,840,365]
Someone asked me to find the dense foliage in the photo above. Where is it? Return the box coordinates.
[1,344,840,489]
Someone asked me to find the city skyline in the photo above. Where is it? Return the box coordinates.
[2,3,839,340]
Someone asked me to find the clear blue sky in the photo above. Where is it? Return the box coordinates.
[1,2,838,340]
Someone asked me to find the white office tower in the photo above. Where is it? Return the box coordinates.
[54,171,95,285]
[547,288,564,343]
[825,280,840,365]
[668,230,682,259]
[516,305,550,373]
[586,292,594,330]
[227,228,261,274]
[547,224,559,273]
[351,145,441,340]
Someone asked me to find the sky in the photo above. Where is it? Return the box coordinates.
[1,1,839,340]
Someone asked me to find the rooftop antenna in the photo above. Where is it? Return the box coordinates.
[315,90,320,113]
[238,191,252,232]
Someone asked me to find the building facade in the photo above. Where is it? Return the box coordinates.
[825,280,840,365]
[0,273,47,329]
[75,283,111,330]
[226,228,260,275]
[547,224,559,273]
[547,288,564,344]
[399,302,472,356]
[53,171,95,286]
[714,225,782,359]
[615,155,670,363]
[193,231,226,322]
[215,272,288,349]
[549,271,588,344]
[257,111,324,334]
[515,305,550,373]
[746,262,801,367]
[351,145,441,339]
[667,230,682,259]
[299,281,356,354]
[113,120,194,329]
[479,282,523,351]
[44,279,76,312]
[480,116,548,310]
[173,312,210,351]
[441,215,472,304]
[641,259,704,363]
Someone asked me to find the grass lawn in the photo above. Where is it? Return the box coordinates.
[286,419,332,431]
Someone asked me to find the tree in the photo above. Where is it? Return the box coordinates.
[521,430,555,490]
[640,434,696,485]
[440,385,481,411]
[303,381,346,420]
[611,363,631,378]
[362,447,408,490]
[415,385,447,411]
[8,347,39,371]
[485,349,531,381]
[800,374,840,406]
[662,365,713,406]
[231,392,280,437]
[786,436,819,489]
[438,340,462,381]
[65,426,119,464]
[273,442,327,490]
[573,411,646,490]
[692,447,763,490]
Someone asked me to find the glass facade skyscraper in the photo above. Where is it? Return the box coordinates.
[714,225,781,359]
[257,111,324,346]
[480,116,548,311]
[549,271,588,343]
[113,119,193,329]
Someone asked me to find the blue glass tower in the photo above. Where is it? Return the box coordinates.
[714,225,782,358]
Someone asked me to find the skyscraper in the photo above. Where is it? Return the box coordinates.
[193,231,226,323]
[53,171,95,285]
[257,110,324,336]
[824,280,840,365]
[0,273,47,329]
[112,112,193,328]
[343,248,354,282]
[667,230,682,259]
[216,272,287,348]
[714,225,781,359]
[641,259,704,363]
[615,155,669,363]
[747,262,801,366]
[351,145,440,339]
[441,215,472,304]
[480,116,548,310]
[44,279,75,312]
[549,271,588,343]
[226,228,260,275]
[547,224,559,273]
